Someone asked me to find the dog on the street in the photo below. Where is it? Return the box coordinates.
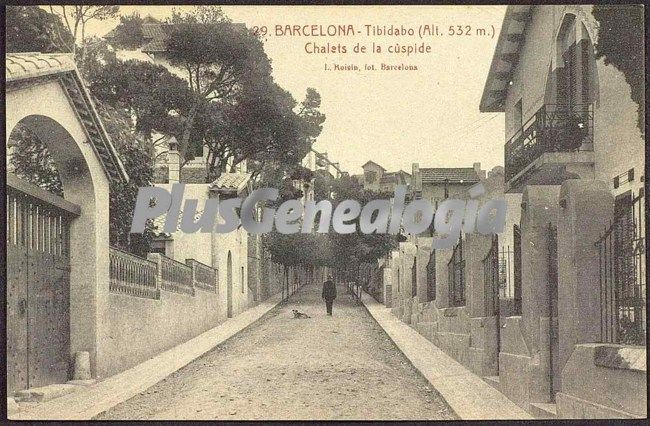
[292,309,311,319]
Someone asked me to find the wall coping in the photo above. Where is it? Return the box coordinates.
[585,343,647,372]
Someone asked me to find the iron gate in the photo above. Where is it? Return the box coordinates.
[595,191,645,345]
[482,235,500,369]
[6,175,78,394]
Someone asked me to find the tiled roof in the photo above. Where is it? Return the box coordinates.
[6,52,76,82]
[141,23,172,52]
[141,39,168,53]
[6,53,128,184]
[210,172,251,193]
[142,23,170,39]
[420,168,480,184]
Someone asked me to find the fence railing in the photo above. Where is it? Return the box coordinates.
[505,103,593,182]
[483,235,499,317]
[110,250,221,299]
[150,253,195,296]
[109,247,160,300]
[595,191,646,346]
[187,258,217,293]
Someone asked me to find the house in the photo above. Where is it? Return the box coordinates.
[379,6,645,421]
[379,170,411,193]
[151,143,254,320]
[359,160,386,192]
[479,5,645,418]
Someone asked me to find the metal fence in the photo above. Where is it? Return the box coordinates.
[595,191,646,346]
[483,235,500,316]
[187,258,217,293]
[109,247,160,300]
[505,103,594,181]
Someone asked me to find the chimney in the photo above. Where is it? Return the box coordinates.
[167,137,180,183]
[473,162,486,180]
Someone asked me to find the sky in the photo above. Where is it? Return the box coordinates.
[84,5,507,176]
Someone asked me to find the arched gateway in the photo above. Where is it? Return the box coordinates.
[6,53,128,393]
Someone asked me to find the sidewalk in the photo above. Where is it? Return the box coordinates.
[360,291,532,420]
[10,292,284,421]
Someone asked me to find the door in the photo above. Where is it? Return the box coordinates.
[226,251,233,318]
[7,188,72,394]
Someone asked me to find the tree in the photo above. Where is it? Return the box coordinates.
[48,5,120,68]
[87,58,192,140]
[108,12,145,50]
[297,88,326,147]
[327,175,397,275]
[6,6,74,53]
[7,125,64,196]
[164,6,273,160]
[313,169,335,201]
[96,102,156,256]
[592,5,645,132]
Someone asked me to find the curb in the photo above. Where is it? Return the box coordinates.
[10,291,286,421]
[359,291,532,420]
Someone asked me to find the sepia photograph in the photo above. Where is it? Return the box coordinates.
[3,2,646,421]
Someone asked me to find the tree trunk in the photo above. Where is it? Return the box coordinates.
[178,100,201,161]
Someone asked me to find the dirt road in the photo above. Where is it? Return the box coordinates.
[95,282,457,420]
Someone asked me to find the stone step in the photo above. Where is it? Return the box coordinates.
[14,384,79,403]
[529,402,557,419]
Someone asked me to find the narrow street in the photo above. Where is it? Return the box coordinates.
[94,283,457,420]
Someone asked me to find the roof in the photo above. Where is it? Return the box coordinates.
[362,160,386,171]
[141,23,172,52]
[380,171,409,185]
[152,207,203,237]
[479,5,533,112]
[6,53,128,184]
[6,52,76,81]
[209,172,251,193]
[420,168,480,184]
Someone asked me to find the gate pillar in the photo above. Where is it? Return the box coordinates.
[556,180,613,385]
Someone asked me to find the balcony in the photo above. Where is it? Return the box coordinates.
[504,104,595,192]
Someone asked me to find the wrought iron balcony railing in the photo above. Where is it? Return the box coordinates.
[505,104,594,182]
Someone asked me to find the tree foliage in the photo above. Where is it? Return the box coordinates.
[6,6,74,53]
[87,58,191,139]
[108,12,145,49]
[164,6,273,160]
[262,174,397,275]
[592,5,645,132]
[47,5,120,68]
[7,126,64,196]
[96,103,156,256]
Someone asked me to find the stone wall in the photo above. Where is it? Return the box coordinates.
[379,179,646,418]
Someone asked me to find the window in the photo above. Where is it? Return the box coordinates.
[556,15,598,107]
[241,266,245,293]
